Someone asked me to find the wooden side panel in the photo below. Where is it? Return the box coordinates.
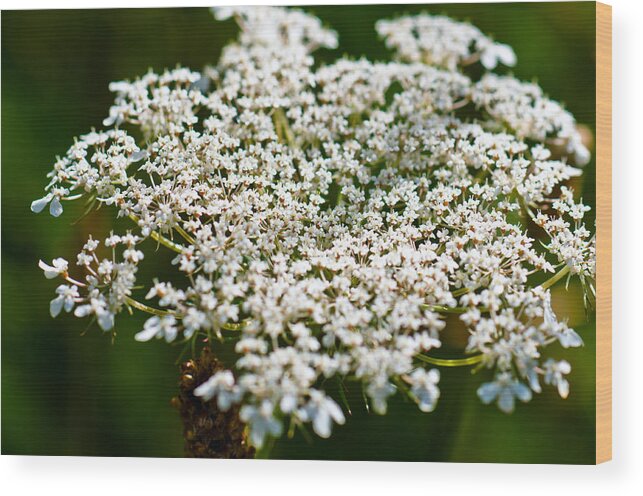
[595,1,612,465]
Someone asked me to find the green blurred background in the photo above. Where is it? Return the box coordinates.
[2,3,596,462]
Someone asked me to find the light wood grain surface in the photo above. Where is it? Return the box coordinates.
[596,1,612,465]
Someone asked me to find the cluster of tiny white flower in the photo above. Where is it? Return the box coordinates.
[33,6,595,448]
[376,14,517,70]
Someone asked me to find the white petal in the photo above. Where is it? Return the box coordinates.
[49,296,64,318]
[211,6,235,20]
[480,49,497,70]
[559,329,583,348]
[527,370,542,393]
[135,326,158,342]
[49,197,63,217]
[31,195,51,213]
[557,380,570,399]
[312,411,332,438]
[495,43,517,66]
[326,398,345,424]
[39,260,59,279]
[574,144,591,166]
[194,378,217,401]
[543,292,557,326]
[477,382,499,404]
[497,389,515,413]
[74,305,92,317]
[418,398,437,413]
[428,369,440,382]
[250,426,266,449]
[372,396,388,415]
[63,298,75,313]
[130,150,148,162]
[280,394,297,413]
[217,392,237,411]
[164,324,178,343]
[513,382,533,402]
[97,312,114,331]
[267,417,283,437]
[103,114,117,127]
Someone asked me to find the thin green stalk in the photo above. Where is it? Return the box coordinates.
[416,353,484,368]
[393,376,416,402]
[337,378,352,416]
[125,296,175,317]
[539,265,571,290]
[417,265,572,368]
[255,434,277,459]
[125,296,252,332]
[175,225,196,244]
[128,213,186,254]
[421,304,469,314]
[452,286,474,297]
[221,320,251,331]
[273,108,295,147]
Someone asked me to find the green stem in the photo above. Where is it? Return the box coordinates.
[393,376,416,402]
[125,296,175,317]
[255,434,276,459]
[418,265,572,368]
[221,321,251,331]
[337,378,352,416]
[128,213,186,254]
[452,286,474,297]
[539,265,571,290]
[421,304,469,314]
[272,108,295,147]
[125,296,251,333]
[416,353,484,368]
[175,225,196,244]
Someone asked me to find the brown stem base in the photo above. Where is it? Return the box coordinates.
[172,348,255,459]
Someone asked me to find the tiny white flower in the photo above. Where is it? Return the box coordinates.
[194,370,242,410]
[366,376,396,415]
[481,43,516,70]
[39,258,68,279]
[557,326,584,348]
[49,197,63,217]
[298,390,345,438]
[31,193,52,213]
[130,150,148,162]
[240,401,283,448]
[135,315,178,342]
[279,394,298,414]
[477,372,533,413]
[543,359,572,399]
[408,368,441,413]
[50,284,79,317]
[97,311,114,331]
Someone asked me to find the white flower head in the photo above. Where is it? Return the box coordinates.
[32,7,594,445]
[376,14,516,70]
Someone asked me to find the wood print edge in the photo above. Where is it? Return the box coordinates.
[595,0,612,465]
